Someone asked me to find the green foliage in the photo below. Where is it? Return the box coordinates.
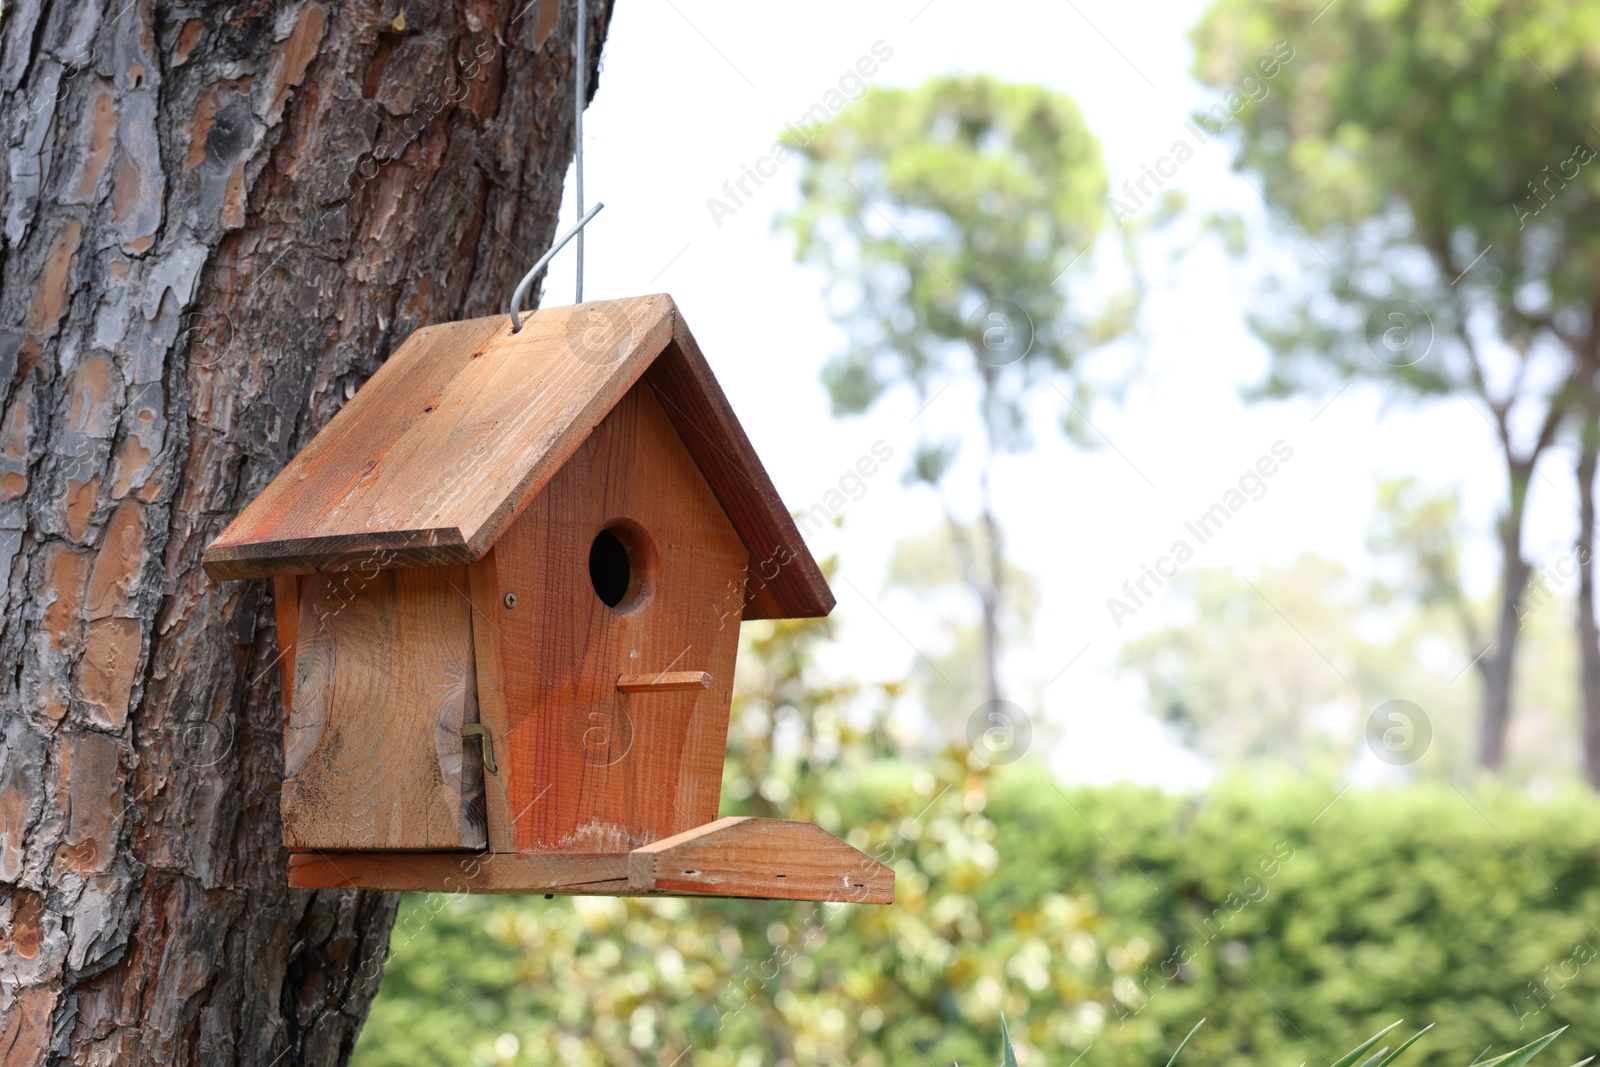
[356,770,1600,1067]
[1191,0,1600,394]
[354,573,1600,1066]
[981,777,1600,1066]
[1367,479,1471,623]
[1190,0,1600,776]
[782,75,1131,712]
[997,1006,1585,1067]
[780,74,1135,454]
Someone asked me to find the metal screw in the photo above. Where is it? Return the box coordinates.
[503,592,517,608]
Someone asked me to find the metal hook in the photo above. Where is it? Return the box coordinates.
[574,0,587,303]
[505,201,605,332]
[461,723,498,775]
[504,0,601,332]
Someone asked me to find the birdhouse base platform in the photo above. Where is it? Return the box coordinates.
[286,817,895,903]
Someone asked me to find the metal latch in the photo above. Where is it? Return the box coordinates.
[461,724,498,775]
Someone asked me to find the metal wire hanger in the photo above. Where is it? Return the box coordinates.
[507,0,604,332]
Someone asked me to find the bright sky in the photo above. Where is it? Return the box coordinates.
[534,0,1575,787]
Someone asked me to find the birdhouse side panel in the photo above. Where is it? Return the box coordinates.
[280,565,486,851]
[470,382,748,854]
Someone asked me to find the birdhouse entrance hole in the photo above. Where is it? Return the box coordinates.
[589,520,656,613]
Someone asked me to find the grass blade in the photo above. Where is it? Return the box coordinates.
[1166,1018,1206,1067]
[1357,1047,1392,1067]
[1000,1013,1018,1067]
[1327,1021,1406,1067]
[1475,1029,1568,1067]
[1368,1024,1435,1067]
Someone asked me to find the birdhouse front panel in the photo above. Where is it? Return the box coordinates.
[469,381,747,854]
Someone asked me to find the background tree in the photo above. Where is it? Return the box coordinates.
[780,75,1136,711]
[1191,0,1600,773]
[1120,542,1578,781]
[1121,556,1369,770]
[0,1,610,1061]
[886,521,1038,734]
[1365,478,1583,783]
[1579,400,1600,785]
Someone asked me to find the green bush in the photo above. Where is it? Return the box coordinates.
[354,769,1600,1067]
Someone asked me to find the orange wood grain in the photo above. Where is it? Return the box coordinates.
[281,564,486,850]
[205,314,509,577]
[272,575,300,721]
[203,298,669,578]
[287,850,630,894]
[646,319,836,621]
[616,671,710,693]
[630,817,895,903]
[285,819,894,902]
[471,381,747,854]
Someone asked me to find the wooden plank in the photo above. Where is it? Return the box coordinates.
[646,319,835,620]
[287,850,630,894]
[271,575,300,719]
[630,817,894,903]
[285,818,895,902]
[202,298,675,579]
[465,550,515,853]
[203,314,508,579]
[483,381,747,854]
[616,671,710,693]
[281,564,486,850]
[454,302,678,561]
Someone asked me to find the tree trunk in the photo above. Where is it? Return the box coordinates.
[1478,463,1534,771]
[976,373,1004,709]
[977,472,1004,709]
[1579,408,1600,787]
[0,1,611,1062]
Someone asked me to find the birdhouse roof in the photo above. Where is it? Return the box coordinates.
[202,295,833,620]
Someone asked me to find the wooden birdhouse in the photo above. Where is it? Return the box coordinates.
[202,295,892,903]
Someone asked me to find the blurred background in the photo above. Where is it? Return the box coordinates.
[354,1,1600,1063]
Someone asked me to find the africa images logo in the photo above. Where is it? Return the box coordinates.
[1108,41,1295,228]
[704,41,895,228]
[1106,441,1294,628]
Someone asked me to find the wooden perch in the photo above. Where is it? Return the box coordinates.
[286,851,631,895]
[629,817,894,903]
[286,817,894,903]
[616,670,711,693]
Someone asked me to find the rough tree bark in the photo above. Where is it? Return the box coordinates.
[0,0,612,1061]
